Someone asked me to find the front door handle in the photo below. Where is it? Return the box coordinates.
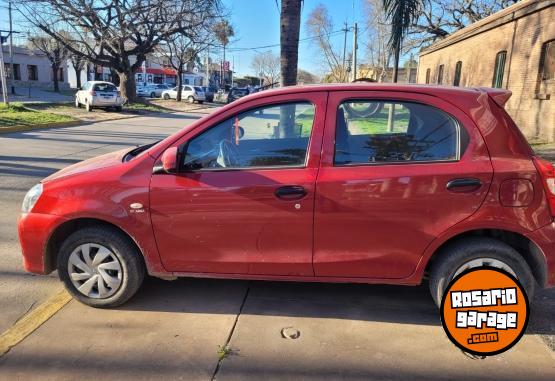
[446,178,482,192]
[275,185,307,200]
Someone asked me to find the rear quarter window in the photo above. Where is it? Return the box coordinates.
[335,100,466,165]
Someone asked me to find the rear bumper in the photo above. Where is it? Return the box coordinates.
[91,97,124,106]
[18,213,68,274]
[527,222,555,287]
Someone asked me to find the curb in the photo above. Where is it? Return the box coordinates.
[0,120,85,134]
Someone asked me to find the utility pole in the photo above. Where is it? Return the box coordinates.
[352,22,358,82]
[8,1,15,94]
[0,31,9,104]
[342,21,348,80]
[205,47,210,86]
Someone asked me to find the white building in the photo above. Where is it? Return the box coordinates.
[2,45,69,89]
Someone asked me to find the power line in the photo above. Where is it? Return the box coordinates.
[226,29,345,52]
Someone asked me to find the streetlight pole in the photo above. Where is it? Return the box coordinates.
[8,0,15,94]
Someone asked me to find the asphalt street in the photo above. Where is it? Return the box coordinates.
[0,114,553,380]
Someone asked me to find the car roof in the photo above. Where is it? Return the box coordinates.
[87,81,115,85]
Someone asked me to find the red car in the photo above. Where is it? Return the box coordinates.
[18,84,555,307]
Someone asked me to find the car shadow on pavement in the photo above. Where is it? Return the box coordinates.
[120,277,555,340]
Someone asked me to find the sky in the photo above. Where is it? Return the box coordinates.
[0,0,365,77]
[222,0,363,77]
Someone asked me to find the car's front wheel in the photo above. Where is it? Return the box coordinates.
[428,237,535,307]
[57,226,145,308]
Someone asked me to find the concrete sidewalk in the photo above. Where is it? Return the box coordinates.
[7,87,75,104]
[0,279,553,381]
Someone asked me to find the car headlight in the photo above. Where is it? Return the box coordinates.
[22,183,43,213]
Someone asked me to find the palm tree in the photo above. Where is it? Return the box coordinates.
[213,20,234,87]
[280,0,302,86]
[382,0,421,83]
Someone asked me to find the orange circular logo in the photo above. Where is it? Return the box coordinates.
[440,267,529,356]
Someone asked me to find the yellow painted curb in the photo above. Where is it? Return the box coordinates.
[0,289,72,357]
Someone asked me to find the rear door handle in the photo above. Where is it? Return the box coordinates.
[446,178,482,192]
[275,185,307,200]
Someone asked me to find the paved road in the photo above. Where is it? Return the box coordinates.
[0,115,554,380]
[0,114,192,333]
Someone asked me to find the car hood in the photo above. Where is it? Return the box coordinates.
[43,148,129,183]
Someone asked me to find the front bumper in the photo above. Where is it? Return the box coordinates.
[527,222,555,287]
[18,213,68,274]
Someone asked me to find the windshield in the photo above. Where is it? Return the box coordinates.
[233,89,248,96]
[194,86,204,92]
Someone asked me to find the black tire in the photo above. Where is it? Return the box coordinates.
[428,237,535,307]
[150,92,155,98]
[115,106,123,112]
[57,226,145,308]
[188,96,194,104]
[198,101,204,104]
[163,93,170,100]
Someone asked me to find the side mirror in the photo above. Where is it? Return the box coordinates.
[160,146,178,173]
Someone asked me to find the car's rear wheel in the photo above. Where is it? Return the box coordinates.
[163,93,170,100]
[428,237,535,307]
[57,226,145,308]
[188,96,194,103]
[150,92,156,98]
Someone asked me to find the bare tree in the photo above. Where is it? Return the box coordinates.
[28,34,68,92]
[306,4,349,83]
[409,0,520,47]
[157,33,212,102]
[250,51,280,86]
[17,0,222,102]
[280,0,302,86]
[364,0,392,82]
[297,69,318,84]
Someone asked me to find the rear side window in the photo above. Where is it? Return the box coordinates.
[334,100,461,165]
[93,83,117,92]
[183,102,315,170]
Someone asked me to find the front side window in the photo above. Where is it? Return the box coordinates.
[492,51,507,88]
[334,100,460,165]
[541,40,555,80]
[183,102,315,170]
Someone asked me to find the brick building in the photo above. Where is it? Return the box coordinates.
[417,0,555,141]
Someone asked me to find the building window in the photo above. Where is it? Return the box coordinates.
[58,68,64,82]
[425,68,431,84]
[437,65,444,85]
[492,51,507,88]
[4,63,21,80]
[453,61,462,86]
[541,40,555,80]
[28,65,38,81]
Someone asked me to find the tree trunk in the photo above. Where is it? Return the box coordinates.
[73,63,82,89]
[392,39,401,83]
[280,0,301,86]
[176,68,183,102]
[118,71,136,103]
[52,64,60,92]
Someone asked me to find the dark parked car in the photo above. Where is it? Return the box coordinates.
[201,86,216,102]
[18,84,555,307]
[226,87,250,103]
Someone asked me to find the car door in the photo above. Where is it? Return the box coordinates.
[149,92,327,276]
[313,91,493,279]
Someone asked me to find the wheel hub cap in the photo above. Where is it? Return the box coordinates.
[68,243,123,299]
[453,257,517,278]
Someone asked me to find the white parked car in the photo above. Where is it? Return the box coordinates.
[137,83,171,98]
[75,81,124,112]
[161,85,205,103]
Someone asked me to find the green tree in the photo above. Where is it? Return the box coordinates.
[382,0,421,82]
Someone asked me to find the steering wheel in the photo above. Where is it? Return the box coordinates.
[216,139,240,167]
